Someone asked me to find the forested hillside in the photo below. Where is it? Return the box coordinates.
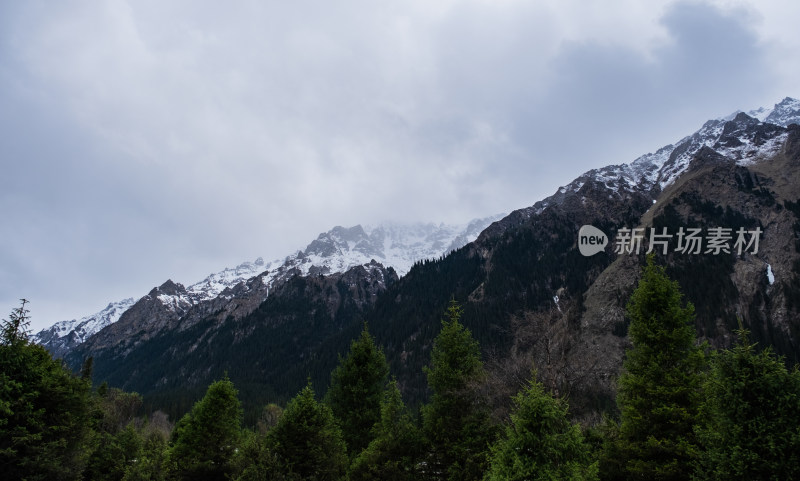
[54,113,800,430]
[5,258,800,479]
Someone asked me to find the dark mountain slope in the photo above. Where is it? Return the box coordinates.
[68,262,397,423]
[369,114,800,422]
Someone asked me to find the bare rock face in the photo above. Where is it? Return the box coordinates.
[82,280,193,354]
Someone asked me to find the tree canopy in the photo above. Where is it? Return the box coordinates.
[604,255,706,480]
[167,376,243,480]
[325,323,389,456]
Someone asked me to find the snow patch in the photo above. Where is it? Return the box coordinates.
[30,297,137,344]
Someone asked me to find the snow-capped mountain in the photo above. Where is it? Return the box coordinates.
[748,96,800,125]
[35,97,799,360]
[260,218,503,282]
[55,96,800,423]
[182,216,504,309]
[535,97,799,213]
[32,216,503,356]
[31,298,136,359]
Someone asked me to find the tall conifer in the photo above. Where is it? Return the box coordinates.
[485,374,597,481]
[326,324,389,456]
[0,300,93,479]
[167,376,243,480]
[607,255,705,480]
[696,325,800,479]
[268,382,348,480]
[349,379,422,480]
[422,300,494,480]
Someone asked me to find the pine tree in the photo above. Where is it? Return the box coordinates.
[267,382,348,480]
[484,374,597,481]
[326,323,389,456]
[0,298,31,346]
[167,376,243,480]
[349,379,422,481]
[0,300,94,480]
[422,300,495,480]
[696,324,800,479]
[606,255,705,480]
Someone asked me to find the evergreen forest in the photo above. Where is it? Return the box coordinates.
[3,256,800,480]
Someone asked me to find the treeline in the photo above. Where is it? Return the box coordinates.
[3,255,800,480]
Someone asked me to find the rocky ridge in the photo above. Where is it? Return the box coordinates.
[33,217,503,356]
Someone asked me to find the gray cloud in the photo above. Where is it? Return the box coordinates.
[505,2,771,176]
[0,0,796,330]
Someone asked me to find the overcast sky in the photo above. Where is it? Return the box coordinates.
[2,0,798,331]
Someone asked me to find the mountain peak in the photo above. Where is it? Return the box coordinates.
[523,97,800,218]
[150,279,186,296]
[765,97,800,126]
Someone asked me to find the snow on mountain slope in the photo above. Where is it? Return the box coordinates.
[32,216,504,354]
[30,297,137,358]
[185,257,270,301]
[268,217,504,281]
[748,97,800,125]
[531,97,800,215]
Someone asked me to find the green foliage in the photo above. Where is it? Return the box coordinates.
[484,374,597,481]
[0,300,94,480]
[604,255,705,481]
[422,300,496,480]
[94,387,143,433]
[85,424,143,481]
[267,382,348,480]
[121,414,171,481]
[326,324,389,456]
[256,403,283,435]
[230,430,298,481]
[695,326,800,480]
[349,379,423,481]
[83,387,146,480]
[1,298,31,346]
[167,376,243,480]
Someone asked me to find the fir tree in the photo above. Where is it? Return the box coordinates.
[484,374,598,481]
[267,382,348,480]
[349,379,422,481]
[0,298,30,346]
[422,300,495,480]
[696,324,800,479]
[167,376,243,480]
[326,323,389,456]
[605,255,705,480]
[0,300,94,480]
